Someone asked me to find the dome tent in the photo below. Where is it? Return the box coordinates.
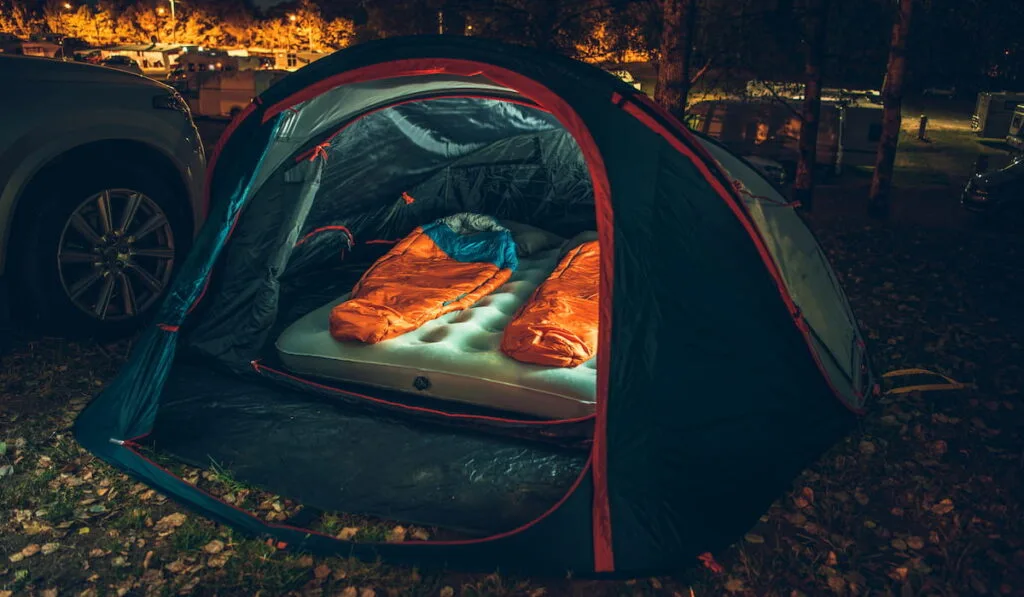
[74,36,874,576]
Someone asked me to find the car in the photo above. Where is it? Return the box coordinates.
[100,55,144,75]
[923,85,957,98]
[0,55,206,339]
[961,153,1024,227]
[743,155,789,188]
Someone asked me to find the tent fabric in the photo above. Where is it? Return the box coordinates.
[73,35,872,577]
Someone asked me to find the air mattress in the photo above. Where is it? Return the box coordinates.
[275,246,598,420]
[500,234,600,367]
[329,213,519,344]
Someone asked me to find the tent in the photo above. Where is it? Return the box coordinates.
[74,35,875,577]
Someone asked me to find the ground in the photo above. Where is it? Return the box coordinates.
[1,102,1023,596]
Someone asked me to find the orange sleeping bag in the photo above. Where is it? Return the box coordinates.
[329,213,519,344]
[500,236,600,368]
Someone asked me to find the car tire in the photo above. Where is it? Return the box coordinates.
[13,162,191,340]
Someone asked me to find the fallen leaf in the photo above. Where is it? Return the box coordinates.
[143,550,154,570]
[339,588,358,597]
[8,553,23,564]
[203,540,225,554]
[153,513,186,534]
[0,464,13,478]
[23,521,52,535]
[88,548,106,558]
[359,589,375,597]
[932,499,955,515]
[906,536,925,550]
[20,544,41,558]
[827,576,846,593]
[439,588,454,597]
[314,564,331,580]
[859,441,876,455]
[889,567,909,582]
[208,553,230,568]
[826,551,838,566]
[410,528,430,541]
[337,527,359,541]
[41,542,59,555]
[724,577,747,593]
[891,538,908,551]
[297,555,314,568]
[697,552,724,574]
[78,527,90,535]
[0,591,10,597]
[164,559,187,573]
[744,533,765,544]
[40,591,58,597]
[387,526,407,543]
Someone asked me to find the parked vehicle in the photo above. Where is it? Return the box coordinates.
[100,55,144,75]
[685,98,883,177]
[971,92,1024,137]
[744,155,788,188]
[1006,104,1024,151]
[923,85,957,98]
[0,55,206,338]
[961,154,1024,226]
[172,69,289,119]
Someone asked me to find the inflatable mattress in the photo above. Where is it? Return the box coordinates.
[275,246,598,420]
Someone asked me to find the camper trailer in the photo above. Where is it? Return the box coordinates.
[175,69,289,119]
[1007,104,1024,151]
[686,98,883,175]
[972,92,1024,137]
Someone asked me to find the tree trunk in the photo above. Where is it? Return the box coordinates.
[868,0,913,220]
[529,0,559,52]
[654,0,697,121]
[440,6,466,36]
[793,0,831,212]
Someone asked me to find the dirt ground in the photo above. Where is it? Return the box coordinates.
[2,103,1023,596]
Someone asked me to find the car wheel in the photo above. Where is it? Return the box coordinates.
[15,165,191,339]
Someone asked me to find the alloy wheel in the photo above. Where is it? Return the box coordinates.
[57,189,176,322]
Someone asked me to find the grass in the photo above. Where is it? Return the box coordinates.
[1,122,1022,595]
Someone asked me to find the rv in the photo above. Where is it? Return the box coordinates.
[1008,104,1024,151]
[972,92,1024,137]
[174,69,289,119]
[686,98,883,176]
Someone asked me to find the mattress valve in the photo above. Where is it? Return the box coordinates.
[413,376,431,391]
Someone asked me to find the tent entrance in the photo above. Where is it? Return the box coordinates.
[147,92,606,537]
[182,94,601,424]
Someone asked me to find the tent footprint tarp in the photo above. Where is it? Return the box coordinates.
[74,35,873,576]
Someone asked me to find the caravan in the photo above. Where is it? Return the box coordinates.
[972,92,1024,137]
[1006,103,1024,151]
[686,98,883,177]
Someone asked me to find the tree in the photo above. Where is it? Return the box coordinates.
[792,0,831,211]
[868,0,913,220]
[653,0,697,120]
[0,0,42,38]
